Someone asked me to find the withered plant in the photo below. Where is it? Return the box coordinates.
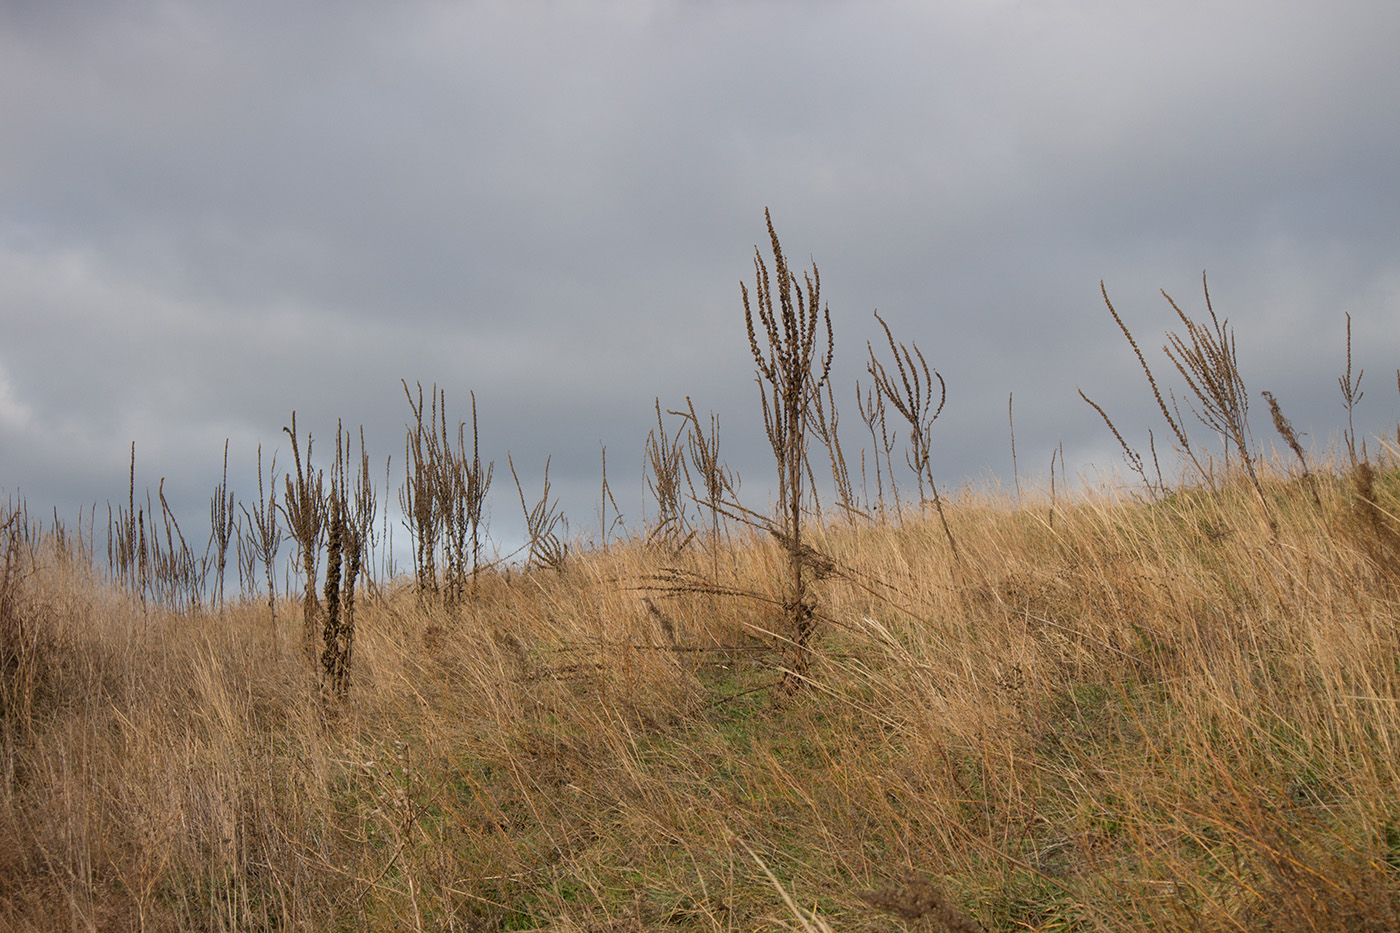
[107,443,148,610]
[676,396,737,551]
[321,423,372,704]
[598,444,624,550]
[1048,440,1064,529]
[439,391,492,603]
[1162,276,1268,514]
[283,412,325,662]
[106,444,209,611]
[322,481,345,700]
[644,398,692,550]
[239,444,283,637]
[1331,318,1400,577]
[1262,390,1321,508]
[866,310,958,560]
[207,440,236,611]
[1089,276,1274,532]
[1086,280,1192,494]
[1340,312,1365,468]
[398,382,490,602]
[509,453,568,572]
[856,378,895,518]
[400,381,442,597]
[154,478,204,609]
[809,373,859,521]
[1078,388,1158,492]
[0,507,29,729]
[742,207,833,691]
[1008,392,1021,504]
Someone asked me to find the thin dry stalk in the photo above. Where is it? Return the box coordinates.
[1009,392,1021,505]
[156,478,204,609]
[461,393,492,598]
[1049,440,1064,529]
[350,427,377,597]
[809,372,860,521]
[207,440,236,610]
[107,443,146,610]
[675,397,738,569]
[1262,390,1321,508]
[101,444,199,611]
[1079,389,1151,488]
[1099,280,1201,482]
[239,444,282,639]
[856,379,896,518]
[599,443,624,550]
[1340,313,1366,468]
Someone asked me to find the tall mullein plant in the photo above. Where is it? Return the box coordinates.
[742,208,833,692]
[283,413,324,663]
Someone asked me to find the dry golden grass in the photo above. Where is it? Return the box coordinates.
[3,455,1400,931]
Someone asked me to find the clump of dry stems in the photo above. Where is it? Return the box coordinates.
[675,396,738,576]
[401,381,494,601]
[866,309,959,561]
[1086,275,1277,538]
[644,398,692,551]
[509,452,568,571]
[320,423,375,703]
[237,443,283,638]
[105,443,218,612]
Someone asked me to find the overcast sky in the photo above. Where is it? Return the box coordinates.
[4,0,1399,560]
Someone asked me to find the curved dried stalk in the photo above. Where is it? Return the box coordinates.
[866,310,958,561]
[509,453,568,572]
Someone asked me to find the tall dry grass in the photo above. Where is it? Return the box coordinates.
[3,447,1399,931]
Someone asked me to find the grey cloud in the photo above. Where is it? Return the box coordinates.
[2,0,1399,549]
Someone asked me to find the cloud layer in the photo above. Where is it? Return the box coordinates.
[4,0,1399,552]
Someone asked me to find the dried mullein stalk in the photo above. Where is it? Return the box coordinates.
[742,207,833,692]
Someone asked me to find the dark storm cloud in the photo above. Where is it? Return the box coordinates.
[3,0,1399,550]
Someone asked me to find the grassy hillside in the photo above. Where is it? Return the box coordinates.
[3,457,1399,931]
[4,244,1398,929]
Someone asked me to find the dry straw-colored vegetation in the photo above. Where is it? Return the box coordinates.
[3,218,1400,931]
